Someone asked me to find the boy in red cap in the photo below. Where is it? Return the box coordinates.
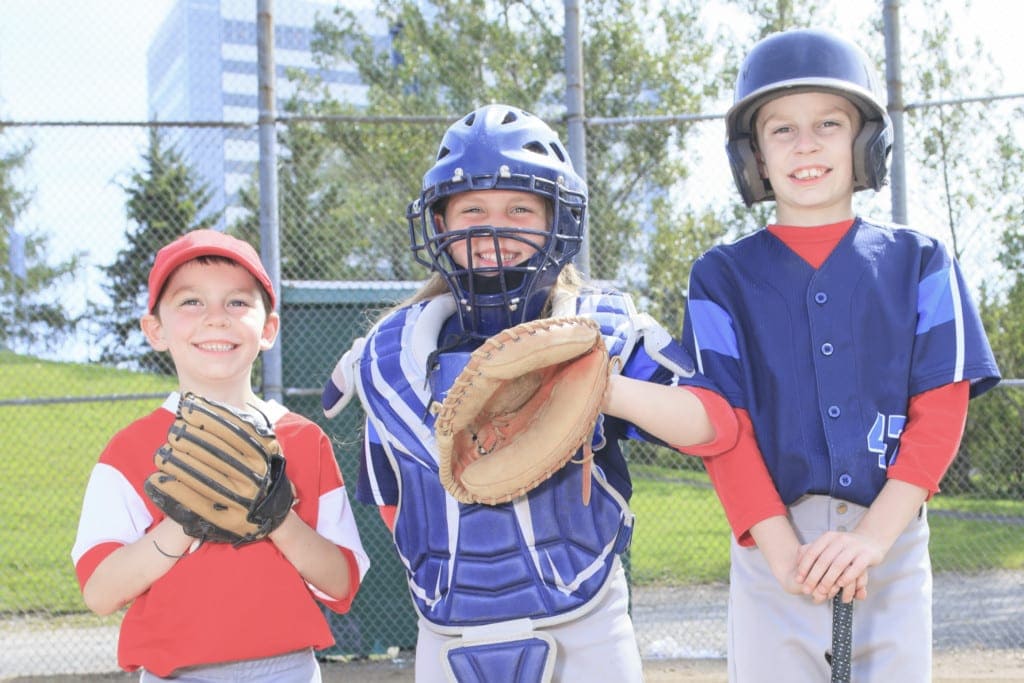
[71,229,369,682]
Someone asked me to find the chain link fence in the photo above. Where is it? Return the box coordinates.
[2,76,1023,683]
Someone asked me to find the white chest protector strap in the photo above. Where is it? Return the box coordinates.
[323,295,458,420]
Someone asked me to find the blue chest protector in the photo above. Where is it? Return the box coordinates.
[354,291,643,633]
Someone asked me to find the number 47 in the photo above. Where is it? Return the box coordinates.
[868,412,906,469]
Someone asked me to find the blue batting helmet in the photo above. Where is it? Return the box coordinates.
[725,28,893,206]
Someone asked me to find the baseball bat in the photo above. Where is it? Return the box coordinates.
[829,594,854,683]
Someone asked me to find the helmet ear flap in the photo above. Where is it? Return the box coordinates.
[726,136,772,207]
[851,119,893,192]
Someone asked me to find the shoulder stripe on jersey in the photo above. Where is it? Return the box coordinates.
[316,486,371,581]
[71,463,153,564]
[916,267,955,334]
[691,328,705,375]
[689,299,740,360]
[916,264,965,381]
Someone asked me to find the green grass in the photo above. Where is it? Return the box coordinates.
[0,350,1021,613]
[628,467,732,585]
[628,463,1024,585]
[928,495,1024,571]
[0,350,176,614]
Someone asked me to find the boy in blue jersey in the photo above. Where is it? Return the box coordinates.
[682,28,1001,682]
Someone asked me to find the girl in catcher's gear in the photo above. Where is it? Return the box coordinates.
[683,29,1000,682]
[322,104,740,683]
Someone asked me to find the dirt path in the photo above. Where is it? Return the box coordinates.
[3,571,1021,681]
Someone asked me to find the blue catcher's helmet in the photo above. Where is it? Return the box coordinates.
[725,28,893,206]
[408,104,587,338]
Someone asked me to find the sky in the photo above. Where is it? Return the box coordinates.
[1,1,1019,121]
[0,0,1020,357]
[0,1,176,121]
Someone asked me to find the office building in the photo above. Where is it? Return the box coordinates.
[147,0,379,227]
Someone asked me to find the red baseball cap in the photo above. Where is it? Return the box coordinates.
[147,230,276,312]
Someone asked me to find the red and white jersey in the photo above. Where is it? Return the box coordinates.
[71,393,369,677]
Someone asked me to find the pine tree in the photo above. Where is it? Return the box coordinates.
[0,131,80,353]
[92,128,219,372]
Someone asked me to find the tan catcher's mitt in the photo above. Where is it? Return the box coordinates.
[435,316,609,506]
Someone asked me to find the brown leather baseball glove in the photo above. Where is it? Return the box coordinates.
[144,393,294,545]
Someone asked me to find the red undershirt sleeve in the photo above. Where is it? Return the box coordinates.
[674,386,739,457]
[886,381,969,497]
[702,409,786,547]
[379,504,397,533]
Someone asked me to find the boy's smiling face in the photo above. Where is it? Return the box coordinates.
[755,91,861,226]
[141,259,278,394]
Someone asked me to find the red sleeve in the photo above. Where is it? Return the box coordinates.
[675,387,739,457]
[335,548,363,613]
[379,505,397,533]
[276,415,366,614]
[702,409,786,547]
[74,542,122,591]
[886,381,969,498]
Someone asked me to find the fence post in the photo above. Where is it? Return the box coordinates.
[257,0,283,402]
[564,0,589,277]
[883,0,907,226]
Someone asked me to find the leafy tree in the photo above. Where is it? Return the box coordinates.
[898,0,1024,495]
[986,133,1024,382]
[968,282,1024,497]
[903,2,1010,263]
[91,128,219,373]
[0,131,81,353]
[231,97,425,281]
[964,124,1024,498]
[254,0,740,297]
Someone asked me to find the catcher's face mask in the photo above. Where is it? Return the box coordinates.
[438,189,550,269]
[408,104,587,339]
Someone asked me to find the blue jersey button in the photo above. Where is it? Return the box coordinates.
[814,292,828,304]
[821,342,834,356]
[828,405,841,418]
[839,473,852,487]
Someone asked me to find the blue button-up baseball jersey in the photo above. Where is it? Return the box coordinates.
[683,218,1000,507]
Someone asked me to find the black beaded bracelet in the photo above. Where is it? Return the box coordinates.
[152,540,186,559]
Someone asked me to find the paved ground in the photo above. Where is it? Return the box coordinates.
[3,571,1022,681]
[5,651,1024,682]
